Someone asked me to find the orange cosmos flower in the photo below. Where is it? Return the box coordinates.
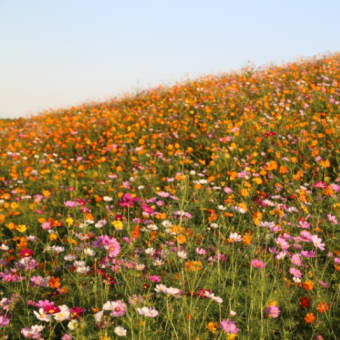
[316,302,329,313]
[185,261,203,272]
[49,276,61,289]
[304,313,315,324]
[206,322,218,334]
[303,280,314,291]
[176,234,187,244]
[130,225,140,239]
[242,232,252,245]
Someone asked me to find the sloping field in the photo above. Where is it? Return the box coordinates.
[0,53,339,339]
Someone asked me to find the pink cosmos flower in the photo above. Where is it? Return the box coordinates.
[289,267,302,278]
[275,237,290,250]
[64,200,79,208]
[0,314,10,327]
[30,276,48,287]
[311,235,325,251]
[291,254,302,266]
[157,191,170,198]
[195,247,207,255]
[96,235,121,257]
[108,239,121,258]
[301,250,316,258]
[61,334,73,340]
[118,193,139,207]
[0,272,25,282]
[110,300,127,317]
[149,275,161,283]
[330,183,340,192]
[327,214,338,225]
[300,230,313,242]
[313,181,327,188]
[251,259,266,269]
[298,220,310,229]
[223,187,233,194]
[141,203,154,214]
[220,319,240,334]
[174,210,192,219]
[41,222,52,230]
[264,304,280,318]
[21,325,44,338]
[318,280,329,288]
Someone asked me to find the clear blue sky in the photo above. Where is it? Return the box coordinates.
[1,0,339,118]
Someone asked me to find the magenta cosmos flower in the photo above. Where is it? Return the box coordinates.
[251,259,266,269]
[220,319,240,334]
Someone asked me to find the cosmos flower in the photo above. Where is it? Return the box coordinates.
[311,235,325,251]
[251,259,266,269]
[114,326,127,336]
[264,304,280,318]
[137,306,159,317]
[0,314,10,327]
[220,319,240,334]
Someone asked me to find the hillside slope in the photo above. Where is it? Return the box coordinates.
[0,54,339,339]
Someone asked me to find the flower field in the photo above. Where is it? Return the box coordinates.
[0,53,339,339]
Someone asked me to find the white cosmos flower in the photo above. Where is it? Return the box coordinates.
[155,284,181,296]
[67,319,78,330]
[33,308,52,322]
[94,310,104,323]
[147,224,158,231]
[135,264,145,271]
[229,232,242,242]
[114,326,127,336]
[166,286,181,296]
[177,250,187,259]
[64,254,77,261]
[154,284,168,294]
[152,258,163,266]
[95,219,107,228]
[84,247,95,256]
[137,306,159,317]
[145,248,155,255]
[54,305,70,321]
[0,244,9,251]
[161,220,172,228]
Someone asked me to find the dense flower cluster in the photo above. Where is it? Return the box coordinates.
[0,53,339,338]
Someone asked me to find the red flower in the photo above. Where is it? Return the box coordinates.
[19,248,34,257]
[43,303,60,315]
[299,296,310,308]
[70,307,84,319]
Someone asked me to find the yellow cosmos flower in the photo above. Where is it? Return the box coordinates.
[66,217,74,226]
[16,224,27,233]
[112,220,123,230]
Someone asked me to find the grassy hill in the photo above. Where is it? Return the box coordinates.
[0,53,339,339]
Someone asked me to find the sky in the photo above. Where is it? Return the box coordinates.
[0,0,339,119]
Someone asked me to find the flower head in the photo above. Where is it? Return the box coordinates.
[264,304,280,318]
[137,306,159,317]
[251,259,266,269]
[220,319,240,334]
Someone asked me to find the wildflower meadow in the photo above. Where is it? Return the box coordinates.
[0,53,339,339]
